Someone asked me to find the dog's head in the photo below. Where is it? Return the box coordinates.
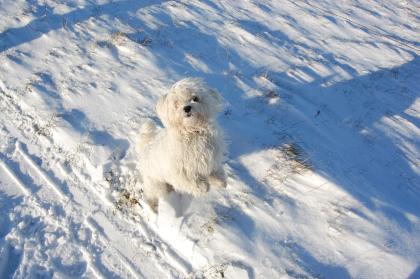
[156,78,222,130]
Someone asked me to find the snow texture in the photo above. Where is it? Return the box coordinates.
[0,0,419,278]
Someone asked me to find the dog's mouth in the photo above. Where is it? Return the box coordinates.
[185,112,192,117]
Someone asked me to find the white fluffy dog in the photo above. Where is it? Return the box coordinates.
[137,78,227,212]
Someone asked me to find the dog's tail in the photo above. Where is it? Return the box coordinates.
[136,120,157,151]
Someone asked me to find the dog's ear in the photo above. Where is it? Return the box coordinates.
[156,94,169,127]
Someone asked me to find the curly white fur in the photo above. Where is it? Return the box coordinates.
[137,78,227,211]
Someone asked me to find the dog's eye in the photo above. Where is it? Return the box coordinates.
[191,96,199,102]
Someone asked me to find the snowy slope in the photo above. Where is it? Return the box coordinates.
[0,0,419,278]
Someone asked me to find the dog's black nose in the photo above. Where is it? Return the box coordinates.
[183,105,192,113]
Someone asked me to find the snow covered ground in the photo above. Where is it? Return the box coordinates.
[0,0,419,278]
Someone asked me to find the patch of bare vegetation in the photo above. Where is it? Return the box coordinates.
[97,30,153,48]
[116,189,141,212]
[264,142,311,184]
[34,114,58,137]
[281,143,311,173]
[105,168,143,216]
[187,263,227,279]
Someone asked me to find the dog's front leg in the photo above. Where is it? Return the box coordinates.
[142,178,171,212]
[195,175,210,194]
[177,174,209,196]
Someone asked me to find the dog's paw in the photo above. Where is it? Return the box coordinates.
[209,174,227,188]
[195,179,210,195]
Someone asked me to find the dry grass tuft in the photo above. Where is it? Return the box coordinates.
[280,143,312,173]
[116,189,141,211]
[265,142,312,184]
[187,263,227,279]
